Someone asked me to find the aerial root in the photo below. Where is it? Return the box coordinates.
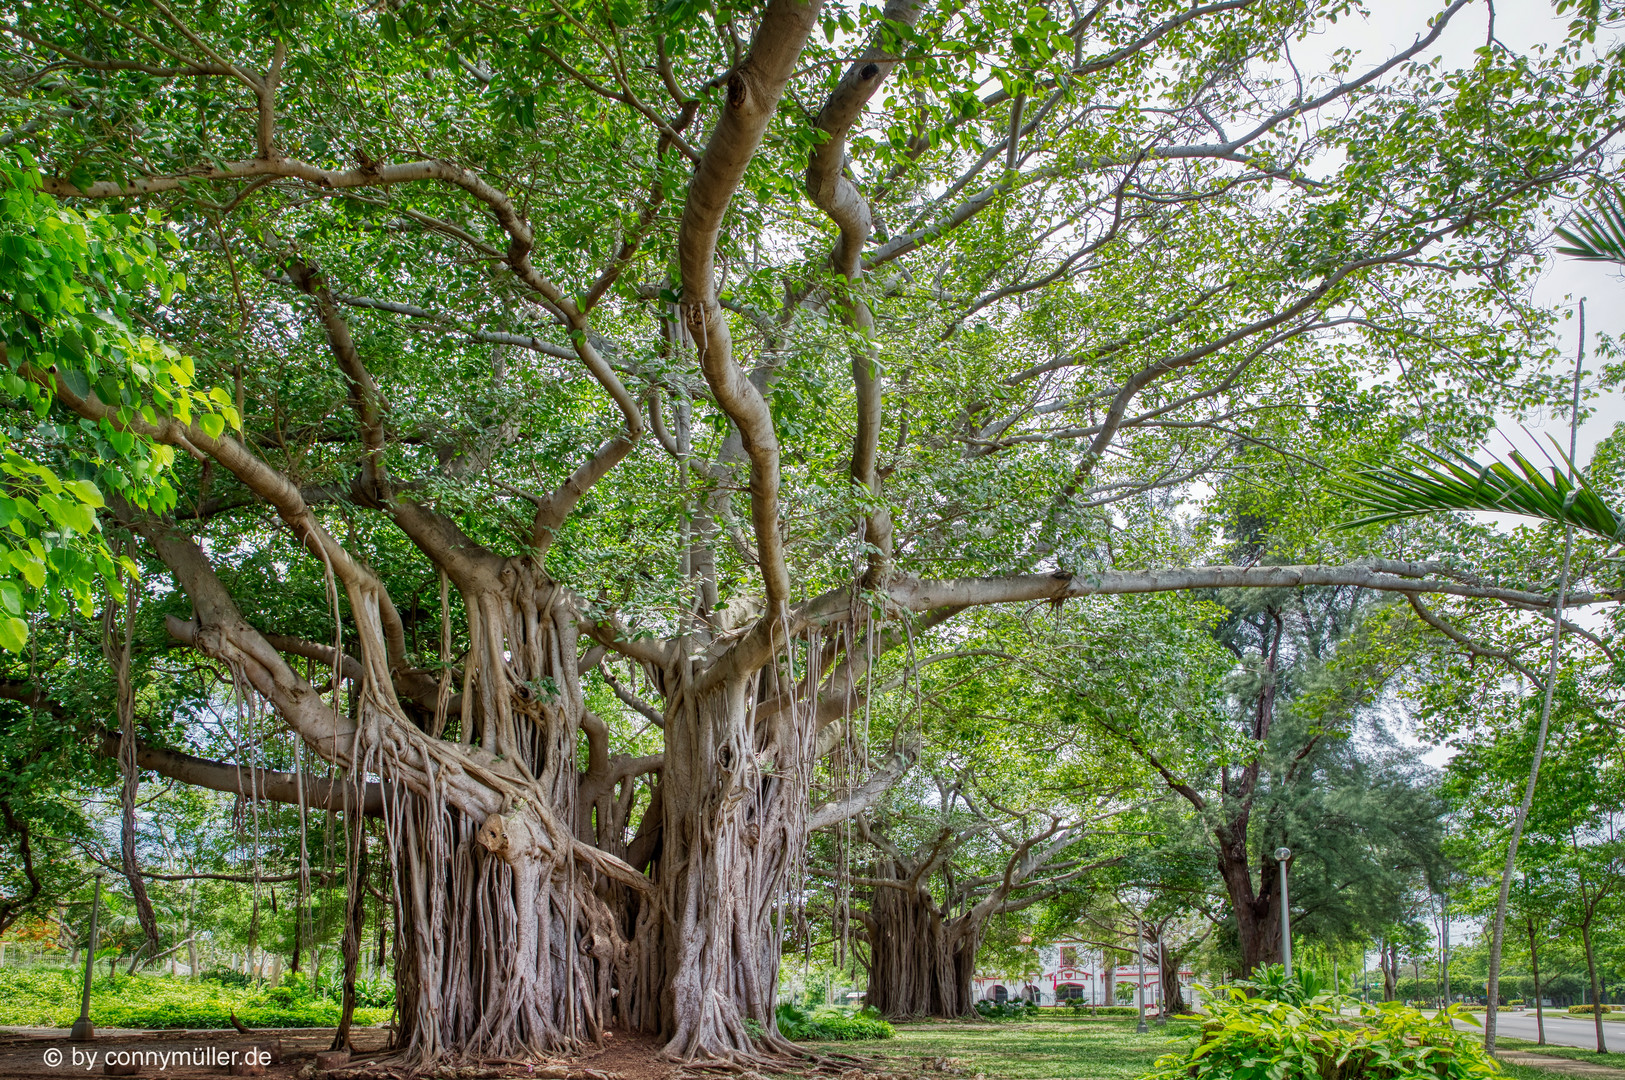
[320,1064,626,1080]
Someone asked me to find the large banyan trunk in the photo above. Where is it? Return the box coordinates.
[862,871,977,1020]
[645,672,809,1060]
[368,558,633,1066]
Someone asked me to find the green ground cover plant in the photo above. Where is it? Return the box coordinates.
[977,999,1040,1020]
[1146,976,1502,1080]
[0,969,391,1029]
[1058,1006,1143,1017]
[773,1003,894,1041]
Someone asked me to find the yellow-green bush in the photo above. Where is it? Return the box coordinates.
[1143,986,1502,1080]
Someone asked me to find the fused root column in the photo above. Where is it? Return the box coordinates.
[648,676,810,1061]
[862,873,980,1021]
[375,562,641,1066]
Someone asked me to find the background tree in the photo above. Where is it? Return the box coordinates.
[1024,578,1448,974]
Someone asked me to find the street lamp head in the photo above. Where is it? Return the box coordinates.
[1274,847,1292,862]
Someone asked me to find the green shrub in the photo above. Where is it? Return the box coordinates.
[1568,1005,1613,1014]
[975,998,1039,1020]
[812,1010,895,1040]
[1142,974,1502,1080]
[201,967,254,989]
[345,975,395,1009]
[774,1002,893,1041]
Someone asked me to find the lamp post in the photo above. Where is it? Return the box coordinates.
[70,871,105,1042]
[1136,930,1147,1034]
[1274,847,1293,979]
[1156,932,1168,1026]
[1440,893,1451,1010]
[1130,899,1149,1035]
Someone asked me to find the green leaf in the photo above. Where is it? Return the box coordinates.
[1334,444,1625,541]
[1554,186,1625,264]
[59,369,92,400]
[199,412,226,439]
[63,479,105,508]
[0,615,28,653]
[18,557,45,589]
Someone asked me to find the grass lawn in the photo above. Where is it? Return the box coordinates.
[809,1014,1201,1080]
[1496,1037,1625,1071]
[1498,1062,1625,1080]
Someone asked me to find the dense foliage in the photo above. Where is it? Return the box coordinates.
[0,968,391,1029]
[770,1002,894,1041]
[1146,979,1503,1080]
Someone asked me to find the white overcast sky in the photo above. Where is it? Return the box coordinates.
[1300,1,1624,794]
[1310,0,1625,463]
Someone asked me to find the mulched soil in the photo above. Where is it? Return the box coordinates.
[573,1031,674,1080]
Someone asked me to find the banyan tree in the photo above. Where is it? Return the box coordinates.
[1,0,1617,1065]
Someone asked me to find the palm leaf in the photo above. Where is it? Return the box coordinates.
[1554,188,1625,265]
[1335,444,1625,542]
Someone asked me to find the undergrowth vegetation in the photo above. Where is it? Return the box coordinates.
[1147,971,1502,1080]
[771,1002,894,1041]
[0,968,392,1029]
[976,998,1040,1020]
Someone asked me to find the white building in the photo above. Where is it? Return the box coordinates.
[971,939,1193,1008]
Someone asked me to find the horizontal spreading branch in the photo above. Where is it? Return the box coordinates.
[95,730,385,815]
[808,748,916,832]
[884,562,1611,613]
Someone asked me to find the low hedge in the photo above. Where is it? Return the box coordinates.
[1569,1005,1614,1015]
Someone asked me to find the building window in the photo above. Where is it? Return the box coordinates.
[1057,983,1084,1001]
[1061,946,1078,968]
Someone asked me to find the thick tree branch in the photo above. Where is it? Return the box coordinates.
[678,0,820,616]
[884,563,1613,613]
[808,747,916,831]
[96,730,385,816]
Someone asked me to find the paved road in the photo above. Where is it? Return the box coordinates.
[1449,1011,1621,1051]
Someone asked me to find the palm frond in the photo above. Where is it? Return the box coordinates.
[1554,188,1625,265]
[1334,444,1625,542]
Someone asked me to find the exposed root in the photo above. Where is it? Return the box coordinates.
[324,1064,628,1080]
